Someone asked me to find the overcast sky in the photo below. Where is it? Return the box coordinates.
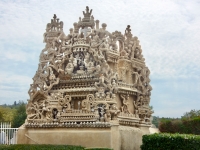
[0,0,200,118]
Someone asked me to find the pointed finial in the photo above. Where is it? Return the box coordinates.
[53,14,57,19]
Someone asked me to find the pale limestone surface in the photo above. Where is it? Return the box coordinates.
[119,126,143,150]
[149,127,160,134]
[17,124,148,150]
[18,126,113,148]
[18,6,153,150]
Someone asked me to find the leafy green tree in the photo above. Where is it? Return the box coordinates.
[152,116,160,127]
[158,109,200,134]
[0,111,4,122]
[0,106,15,122]
[12,103,27,128]
[181,109,200,120]
[14,101,17,106]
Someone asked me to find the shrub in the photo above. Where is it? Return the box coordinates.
[12,103,27,128]
[0,145,112,150]
[141,133,200,150]
[0,144,84,150]
[85,148,112,150]
[159,117,200,134]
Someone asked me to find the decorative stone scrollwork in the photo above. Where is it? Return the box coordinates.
[26,6,152,128]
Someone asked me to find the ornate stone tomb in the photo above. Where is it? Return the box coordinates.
[18,6,153,149]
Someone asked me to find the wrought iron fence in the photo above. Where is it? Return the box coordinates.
[0,122,18,144]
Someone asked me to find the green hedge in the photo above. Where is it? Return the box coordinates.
[0,145,84,150]
[0,145,112,150]
[84,148,113,150]
[159,117,200,134]
[141,133,200,150]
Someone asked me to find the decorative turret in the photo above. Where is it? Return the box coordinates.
[82,6,92,22]
[78,6,95,29]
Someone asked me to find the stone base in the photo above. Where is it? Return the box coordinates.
[17,124,150,150]
[119,126,146,150]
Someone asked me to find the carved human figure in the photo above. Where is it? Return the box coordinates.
[90,35,100,48]
[65,60,74,75]
[133,100,139,118]
[87,28,97,41]
[99,38,109,59]
[27,100,50,120]
[104,110,111,122]
[138,96,144,106]
[26,102,38,120]
[109,38,118,51]
[49,71,56,81]
[120,94,131,114]
[87,61,95,74]
[95,92,100,98]
[110,104,120,120]
[52,109,58,119]
[135,109,139,118]
[99,38,109,49]
[94,65,101,75]
[124,25,132,41]
[56,111,61,120]
[98,104,105,122]
[94,74,107,95]
[45,107,52,120]
[82,98,92,113]
[111,79,118,93]
[105,93,111,100]
[96,23,110,40]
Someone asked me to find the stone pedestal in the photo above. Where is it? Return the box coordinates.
[17,124,150,150]
[119,126,144,150]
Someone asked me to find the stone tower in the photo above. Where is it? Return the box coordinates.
[19,6,153,149]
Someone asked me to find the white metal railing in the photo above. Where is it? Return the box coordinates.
[0,122,18,144]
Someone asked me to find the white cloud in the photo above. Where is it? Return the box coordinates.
[0,90,29,105]
[0,72,32,104]
[4,50,28,62]
[0,73,32,89]
[150,77,200,117]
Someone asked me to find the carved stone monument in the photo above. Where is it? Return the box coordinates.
[17,7,153,150]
